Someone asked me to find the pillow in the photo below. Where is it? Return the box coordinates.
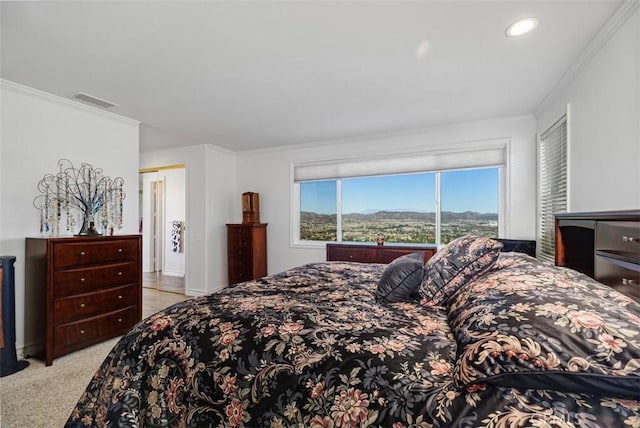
[449,252,640,399]
[495,238,536,257]
[418,234,502,306]
[376,252,424,303]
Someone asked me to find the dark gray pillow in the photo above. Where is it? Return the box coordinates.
[419,234,503,306]
[376,252,424,303]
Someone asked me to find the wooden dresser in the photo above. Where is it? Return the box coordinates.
[326,243,437,264]
[25,235,142,365]
[226,223,267,284]
[555,210,640,301]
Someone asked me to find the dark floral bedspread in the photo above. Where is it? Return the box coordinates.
[66,261,640,427]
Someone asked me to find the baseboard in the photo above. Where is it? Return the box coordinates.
[185,288,209,297]
[21,340,44,359]
[162,270,185,277]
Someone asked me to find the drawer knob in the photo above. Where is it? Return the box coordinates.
[623,278,637,285]
[80,329,85,335]
[117,318,123,323]
[118,248,123,253]
[623,236,638,243]
[80,251,85,256]
[118,271,123,276]
[80,303,86,308]
[118,295,123,299]
[80,278,86,282]
[349,255,354,259]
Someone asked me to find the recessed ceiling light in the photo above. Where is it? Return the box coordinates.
[505,18,538,37]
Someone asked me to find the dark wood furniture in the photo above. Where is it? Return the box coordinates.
[326,243,437,264]
[25,235,142,366]
[226,223,268,284]
[496,238,536,257]
[555,210,640,301]
[242,192,260,224]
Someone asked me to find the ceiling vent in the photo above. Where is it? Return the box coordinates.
[68,91,119,109]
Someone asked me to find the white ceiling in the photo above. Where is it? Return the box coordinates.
[0,1,623,152]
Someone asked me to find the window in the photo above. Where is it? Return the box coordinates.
[341,173,436,243]
[537,115,568,262]
[296,167,500,246]
[300,180,337,241]
[293,143,507,246]
[440,168,499,244]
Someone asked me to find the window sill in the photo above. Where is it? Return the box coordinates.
[290,240,331,249]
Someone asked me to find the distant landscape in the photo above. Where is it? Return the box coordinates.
[300,210,498,243]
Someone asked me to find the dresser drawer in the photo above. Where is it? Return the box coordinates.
[228,258,247,274]
[54,261,138,297]
[231,243,251,257]
[326,243,440,264]
[227,223,268,285]
[26,235,141,365]
[53,306,138,357]
[595,255,640,301]
[376,248,436,264]
[228,262,252,284]
[328,247,377,263]
[229,274,252,285]
[597,221,640,258]
[228,227,251,243]
[53,284,138,325]
[52,238,139,269]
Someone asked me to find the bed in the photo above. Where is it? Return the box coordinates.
[65,235,640,427]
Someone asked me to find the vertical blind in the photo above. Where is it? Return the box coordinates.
[538,116,567,262]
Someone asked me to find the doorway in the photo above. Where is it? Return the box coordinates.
[139,165,186,294]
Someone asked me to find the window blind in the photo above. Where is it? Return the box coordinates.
[293,143,507,182]
[538,116,567,263]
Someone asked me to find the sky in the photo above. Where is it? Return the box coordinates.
[301,168,499,215]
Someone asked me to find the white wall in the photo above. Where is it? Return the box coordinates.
[162,167,186,276]
[236,115,537,274]
[536,5,640,211]
[205,145,240,289]
[140,171,155,272]
[139,144,237,295]
[0,79,140,351]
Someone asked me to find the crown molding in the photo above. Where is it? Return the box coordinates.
[535,0,640,117]
[0,79,140,126]
[206,142,237,157]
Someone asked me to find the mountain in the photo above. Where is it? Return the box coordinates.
[344,211,435,221]
[301,210,497,221]
[441,211,498,221]
[300,211,337,221]
[359,208,427,214]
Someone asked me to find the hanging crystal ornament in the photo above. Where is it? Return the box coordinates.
[33,159,126,237]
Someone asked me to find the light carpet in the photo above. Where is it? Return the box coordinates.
[0,337,119,427]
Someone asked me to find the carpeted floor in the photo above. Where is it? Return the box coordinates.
[0,289,188,427]
[0,337,119,427]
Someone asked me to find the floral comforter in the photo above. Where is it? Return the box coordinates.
[66,259,640,427]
